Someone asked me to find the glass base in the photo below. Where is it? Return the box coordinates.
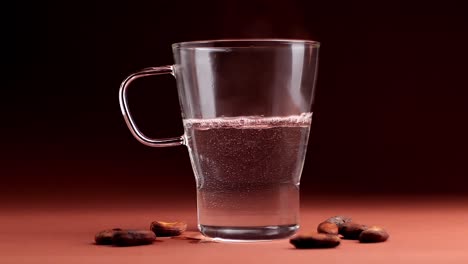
[199,224,299,242]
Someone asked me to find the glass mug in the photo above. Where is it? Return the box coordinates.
[119,39,320,241]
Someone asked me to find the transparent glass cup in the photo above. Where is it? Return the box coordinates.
[119,39,320,241]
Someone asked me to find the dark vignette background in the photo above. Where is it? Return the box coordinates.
[6,0,468,207]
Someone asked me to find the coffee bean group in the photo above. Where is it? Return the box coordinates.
[95,221,188,247]
[94,215,389,248]
[290,215,389,249]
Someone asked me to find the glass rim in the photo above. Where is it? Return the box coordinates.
[172,39,320,49]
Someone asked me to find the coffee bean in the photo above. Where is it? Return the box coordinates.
[359,226,389,243]
[325,215,352,228]
[95,228,122,245]
[317,222,339,235]
[150,221,187,237]
[339,223,368,239]
[112,230,156,247]
[290,233,341,249]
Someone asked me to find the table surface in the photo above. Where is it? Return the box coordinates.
[1,196,467,264]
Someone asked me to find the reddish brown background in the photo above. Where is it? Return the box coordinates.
[5,0,468,263]
[7,0,468,204]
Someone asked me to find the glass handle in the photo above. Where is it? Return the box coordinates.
[118,66,184,147]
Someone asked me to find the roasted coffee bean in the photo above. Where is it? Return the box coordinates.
[339,223,368,239]
[112,230,156,247]
[325,215,352,227]
[290,233,341,249]
[359,226,389,243]
[150,221,187,237]
[95,228,122,245]
[317,222,339,235]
